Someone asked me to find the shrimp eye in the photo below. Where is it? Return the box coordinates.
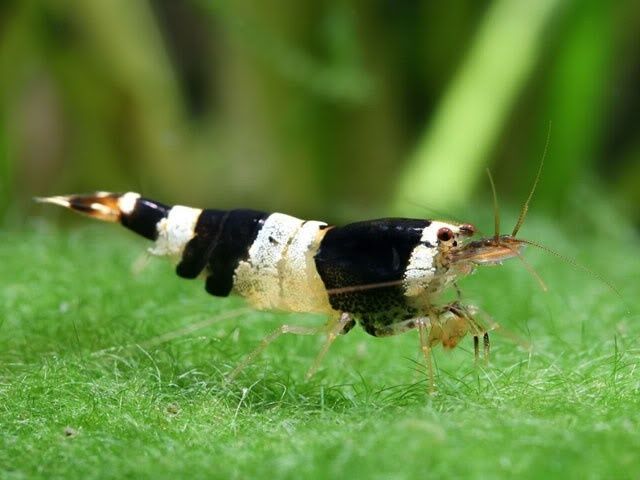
[459,223,476,236]
[437,227,454,242]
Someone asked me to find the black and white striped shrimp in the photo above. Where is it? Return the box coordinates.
[37,174,542,388]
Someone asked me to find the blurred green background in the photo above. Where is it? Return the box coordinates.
[1,0,639,226]
[2,3,640,478]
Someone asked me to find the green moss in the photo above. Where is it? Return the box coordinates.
[1,218,638,479]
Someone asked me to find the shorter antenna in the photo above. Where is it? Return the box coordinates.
[510,246,548,292]
[512,124,551,237]
[486,169,500,241]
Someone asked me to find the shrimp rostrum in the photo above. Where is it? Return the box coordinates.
[38,176,542,387]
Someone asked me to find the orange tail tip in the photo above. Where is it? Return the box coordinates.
[35,192,140,222]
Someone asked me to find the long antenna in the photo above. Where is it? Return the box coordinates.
[512,125,551,237]
[516,237,627,309]
[403,197,466,226]
[326,279,405,295]
[486,168,500,241]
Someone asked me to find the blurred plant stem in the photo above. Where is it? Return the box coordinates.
[393,0,560,216]
[73,0,196,192]
[194,0,400,216]
[524,0,614,210]
[0,116,10,221]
